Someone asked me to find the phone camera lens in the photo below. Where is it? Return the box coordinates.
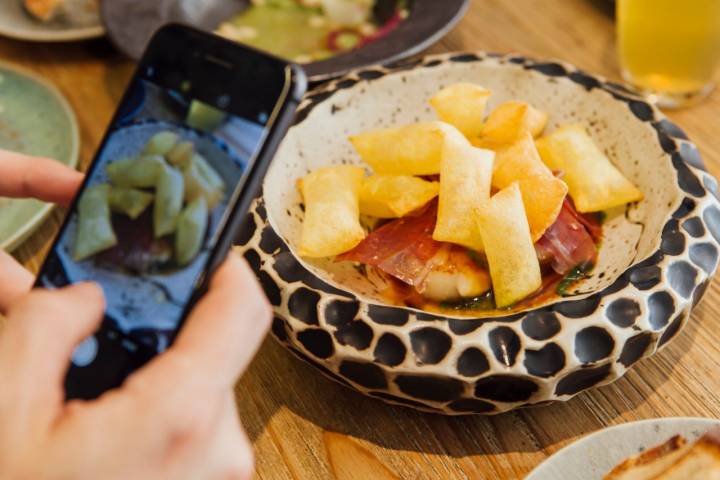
[217,95,231,109]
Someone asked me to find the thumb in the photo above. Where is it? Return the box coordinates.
[0,283,105,430]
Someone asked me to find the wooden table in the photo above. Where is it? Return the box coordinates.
[4,1,720,478]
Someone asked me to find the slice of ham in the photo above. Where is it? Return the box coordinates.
[337,202,442,287]
[535,198,599,275]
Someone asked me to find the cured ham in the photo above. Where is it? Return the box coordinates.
[535,198,599,275]
[338,201,492,300]
[338,202,442,287]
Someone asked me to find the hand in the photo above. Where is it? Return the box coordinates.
[0,150,272,479]
[0,149,83,313]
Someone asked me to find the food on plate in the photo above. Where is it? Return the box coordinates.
[216,0,409,64]
[339,201,493,301]
[492,133,568,241]
[23,0,99,25]
[74,184,117,261]
[154,165,185,238]
[536,124,644,212]
[298,165,366,258]
[535,197,601,288]
[430,83,492,138]
[359,174,439,218]
[175,197,209,266]
[72,130,225,270]
[478,183,542,308]
[478,100,549,146]
[432,127,494,252]
[182,153,226,209]
[350,121,450,175]
[144,131,179,156]
[106,155,165,188]
[297,83,642,311]
[166,141,195,167]
[108,187,154,220]
[604,426,720,479]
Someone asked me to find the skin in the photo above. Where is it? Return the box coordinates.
[0,150,272,479]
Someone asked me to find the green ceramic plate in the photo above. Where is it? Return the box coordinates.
[0,62,79,252]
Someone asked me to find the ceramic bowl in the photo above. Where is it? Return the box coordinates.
[0,61,80,251]
[0,0,103,42]
[235,52,720,415]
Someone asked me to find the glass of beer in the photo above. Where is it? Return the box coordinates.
[617,0,720,108]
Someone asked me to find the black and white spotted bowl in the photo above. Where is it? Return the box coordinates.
[235,52,720,415]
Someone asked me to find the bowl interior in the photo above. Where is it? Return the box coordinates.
[264,58,681,317]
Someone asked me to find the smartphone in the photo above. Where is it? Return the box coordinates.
[36,24,306,400]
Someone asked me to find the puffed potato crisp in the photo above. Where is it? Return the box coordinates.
[359,174,439,218]
[433,127,495,252]
[492,133,568,241]
[477,182,542,308]
[429,83,492,138]
[299,165,366,258]
[349,121,451,176]
[536,124,643,212]
[480,100,548,145]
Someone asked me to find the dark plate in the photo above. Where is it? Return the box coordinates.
[101,0,469,82]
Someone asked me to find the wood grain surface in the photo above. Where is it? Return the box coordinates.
[4,1,720,478]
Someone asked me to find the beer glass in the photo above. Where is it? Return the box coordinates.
[617,0,720,108]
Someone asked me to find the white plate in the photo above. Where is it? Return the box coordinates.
[0,1,103,42]
[527,417,720,480]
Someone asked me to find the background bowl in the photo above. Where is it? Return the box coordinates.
[0,0,103,42]
[101,0,469,82]
[0,62,80,251]
[236,52,720,414]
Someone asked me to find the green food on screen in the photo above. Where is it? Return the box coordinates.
[73,130,224,269]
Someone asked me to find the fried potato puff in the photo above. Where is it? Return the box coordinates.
[536,124,643,212]
[477,182,542,308]
[299,165,366,258]
[492,133,568,241]
[478,100,548,146]
[433,127,495,252]
[359,175,439,218]
[349,121,451,175]
[430,83,492,138]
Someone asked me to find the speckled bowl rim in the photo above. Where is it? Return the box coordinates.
[237,51,720,415]
[0,61,80,252]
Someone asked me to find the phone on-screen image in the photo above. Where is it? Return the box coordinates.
[35,24,307,400]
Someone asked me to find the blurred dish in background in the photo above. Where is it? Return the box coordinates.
[0,62,79,251]
[24,0,99,25]
[617,0,720,108]
[0,0,103,41]
[215,0,409,64]
[102,0,469,82]
[527,418,720,480]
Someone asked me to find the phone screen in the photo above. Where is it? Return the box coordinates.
[38,43,293,397]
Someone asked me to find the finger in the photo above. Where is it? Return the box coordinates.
[0,283,105,431]
[127,252,271,397]
[0,249,34,314]
[161,393,254,480]
[173,253,272,384]
[0,149,83,206]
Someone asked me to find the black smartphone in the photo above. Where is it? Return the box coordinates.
[36,24,306,400]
